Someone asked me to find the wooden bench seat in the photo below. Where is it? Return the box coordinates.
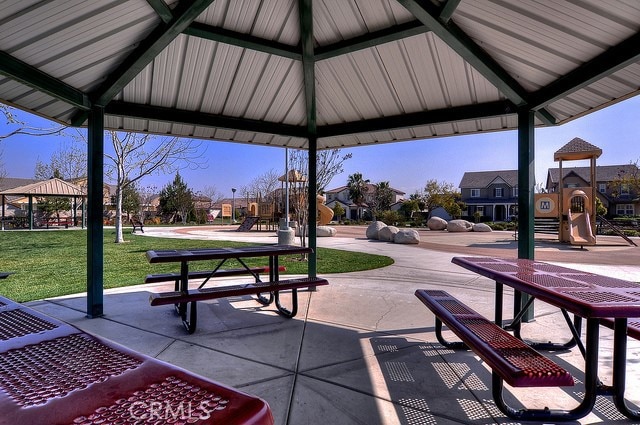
[150,277,328,333]
[415,289,574,388]
[600,317,640,340]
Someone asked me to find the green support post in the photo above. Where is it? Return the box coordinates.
[517,108,535,322]
[87,106,104,318]
[308,136,317,278]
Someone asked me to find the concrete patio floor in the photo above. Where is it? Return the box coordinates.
[28,226,640,424]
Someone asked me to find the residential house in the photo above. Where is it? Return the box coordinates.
[546,164,640,217]
[459,170,518,221]
[324,184,405,221]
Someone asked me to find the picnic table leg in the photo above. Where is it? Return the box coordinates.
[612,318,640,419]
[492,318,600,421]
[256,255,277,306]
[434,318,466,349]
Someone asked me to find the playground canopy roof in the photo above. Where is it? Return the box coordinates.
[0,1,639,149]
[0,178,85,197]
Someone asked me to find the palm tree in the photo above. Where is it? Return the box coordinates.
[347,172,369,220]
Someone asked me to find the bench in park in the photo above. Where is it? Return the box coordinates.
[415,289,574,388]
[150,276,328,334]
[130,216,144,233]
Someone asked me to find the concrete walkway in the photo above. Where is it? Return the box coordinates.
[28,226,640,424]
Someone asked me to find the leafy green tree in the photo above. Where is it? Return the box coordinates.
[369,181,394,221]
[347,172,370,221]
[119,180,141,219]
[159,172,193,224]
[332,202,345,221]
[38,195,72,225]
[422,179,461,218]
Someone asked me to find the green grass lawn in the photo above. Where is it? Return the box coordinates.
[0,229,393,302]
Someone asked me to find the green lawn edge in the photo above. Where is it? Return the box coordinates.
[0,230,393,302]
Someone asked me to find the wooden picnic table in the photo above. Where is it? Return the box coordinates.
[451,256,640,420]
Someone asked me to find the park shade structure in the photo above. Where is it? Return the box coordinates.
[0,1,640,317]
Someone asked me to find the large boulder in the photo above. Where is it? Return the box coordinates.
[394,228,420,244]
[447,219,473,232]
[366,221,387,240]
[316,226,337,237]
[472,223,493,232]
[378,225,399,242]
[427,216,447,231]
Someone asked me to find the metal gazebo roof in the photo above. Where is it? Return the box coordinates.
[0,0,639,149]
[1,0,640,318]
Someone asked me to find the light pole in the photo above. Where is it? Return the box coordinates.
[231,188,236,223]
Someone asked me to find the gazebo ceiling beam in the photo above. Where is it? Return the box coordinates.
[91,0,215,107]
[318,100,515,138]
[397,0,529,106]
[439,0,462,22]
[529,31,640,110]
[145,0,174,23]
[315,20,429,61]
[184,22,301,61]
[105,101,307,139]
[0,51,90,110]
[396,0,556,125]
[299,0,316,136]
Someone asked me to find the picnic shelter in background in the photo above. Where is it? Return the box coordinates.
[0,1,639,317]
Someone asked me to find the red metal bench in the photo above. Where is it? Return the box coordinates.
[415,289,574,388]
[0,296,274,424]
[150,277,328,333]
[600,317,640,340]
[145,266,285,291]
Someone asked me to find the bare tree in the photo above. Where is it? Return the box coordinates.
[201,185,224,206]
[138,185,158,222]
[1,104,66,140]
[252,168,280,202]
[34,140,87,180]
[0,149,6,182]
[288,149,351,247]
[104,131,206,243]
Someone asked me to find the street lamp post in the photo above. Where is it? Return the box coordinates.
[231,188,236,224]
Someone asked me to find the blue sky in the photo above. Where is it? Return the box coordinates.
[1,95,639,198]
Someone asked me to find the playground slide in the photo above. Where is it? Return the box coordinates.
[317,203,334,225]
[316,194,334,225]
[568,210,596,246]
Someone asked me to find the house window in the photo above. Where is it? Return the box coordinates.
[598,183,606,193]
[621,184,630,196]
[616,204,634,215]
[513,187,518,197]
[470,189,480,198]
[494,188,503,198]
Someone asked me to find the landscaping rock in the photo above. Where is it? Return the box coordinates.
[378,225,399,242]
[366,221,387,240]
[447,219,473,232]
[427,217,447,231]
[394,228,420,244]
[316,226,337,237]
[472,223,492,232]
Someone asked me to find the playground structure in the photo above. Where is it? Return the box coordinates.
[236,193,335,231]
[534,140,600,246]
[317,194,334,226]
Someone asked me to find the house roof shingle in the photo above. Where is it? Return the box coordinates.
[459,170,519,188]
[547,164,639,185]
